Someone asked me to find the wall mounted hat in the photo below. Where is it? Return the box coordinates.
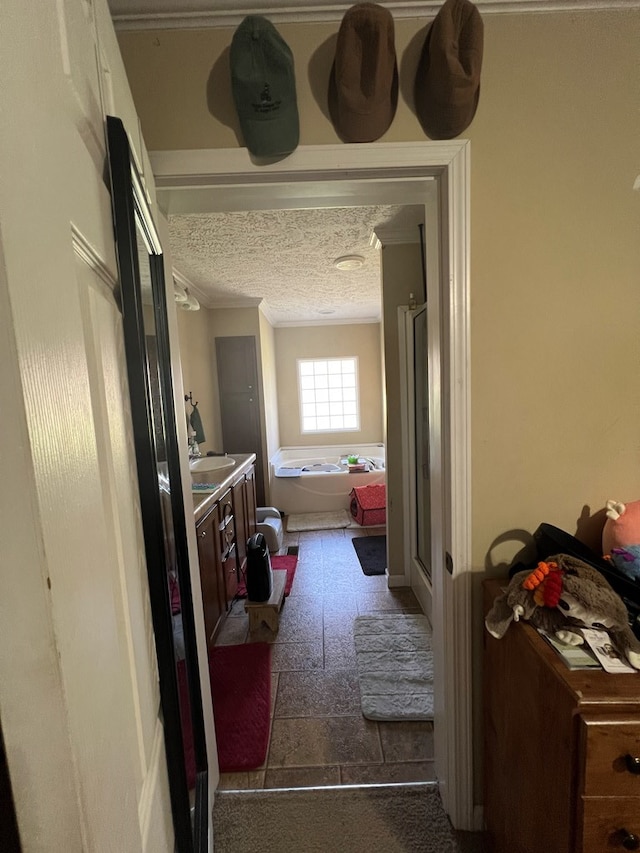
[230,15,299,158]
[328,3,398,143]
[414,0,484,140]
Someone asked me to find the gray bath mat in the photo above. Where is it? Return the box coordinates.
[286,510,351,532]
[353,613,434,721]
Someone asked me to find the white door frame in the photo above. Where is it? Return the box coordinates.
[150,142,474,829]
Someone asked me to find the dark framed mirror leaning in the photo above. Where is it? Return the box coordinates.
[106,115,208,853]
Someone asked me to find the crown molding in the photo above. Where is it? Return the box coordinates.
[273,315,381,327]
[371,226,421,247]
[110,0,640,30]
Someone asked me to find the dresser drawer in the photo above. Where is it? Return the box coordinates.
[579,716,640,797]
[578,797,640,853]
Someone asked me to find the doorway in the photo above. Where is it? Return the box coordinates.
[153,142,474,829]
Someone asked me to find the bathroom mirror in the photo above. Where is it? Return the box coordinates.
[106,116,208,853]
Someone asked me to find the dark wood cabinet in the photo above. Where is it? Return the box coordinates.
[196,508,226,645]
[483,579,640,853]
[195,460,257,646]
[217,488,238,604]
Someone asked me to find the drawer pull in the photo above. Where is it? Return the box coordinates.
[200,530,206,538]
[625,754,640,775]
[621,831,640,851]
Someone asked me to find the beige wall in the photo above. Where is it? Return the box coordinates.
[119,9,640,571]
[119,11,640,807]
[176,306,222,452]
[274,323,384,449]
[381,243,425,578]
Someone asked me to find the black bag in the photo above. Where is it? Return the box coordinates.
[245,533,273,602]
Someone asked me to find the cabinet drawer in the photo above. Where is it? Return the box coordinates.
[223,545,238,602]
[217,493,235,559]
[579,716,640,797]
[578,798,640,853]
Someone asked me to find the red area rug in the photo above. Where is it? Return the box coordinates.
[236,554,298,598]
[177,641,272,786]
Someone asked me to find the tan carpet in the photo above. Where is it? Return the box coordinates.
[213,783,460,853]
[286,510,351,532]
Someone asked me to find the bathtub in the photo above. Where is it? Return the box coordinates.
[269,444,386,515]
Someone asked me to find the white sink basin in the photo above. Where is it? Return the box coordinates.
[190,456,236,476]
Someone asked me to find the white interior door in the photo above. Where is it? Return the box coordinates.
[0,1,173,850]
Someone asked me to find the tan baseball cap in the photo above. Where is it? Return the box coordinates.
[328,3,398,143]
[414,0,484,140]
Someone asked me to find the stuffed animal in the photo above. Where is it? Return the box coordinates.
[602,499,640,583]
[485,553,640,670]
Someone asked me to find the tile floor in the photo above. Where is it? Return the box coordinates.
[214,523,435,791]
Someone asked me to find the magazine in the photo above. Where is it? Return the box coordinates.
[537,629,602,670]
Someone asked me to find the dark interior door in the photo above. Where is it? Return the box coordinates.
[215,336,265,506]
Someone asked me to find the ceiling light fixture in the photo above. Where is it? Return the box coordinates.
[334,254,365,271]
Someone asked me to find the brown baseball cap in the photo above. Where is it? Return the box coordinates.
[414,0,484,140]
[328,3,398,143]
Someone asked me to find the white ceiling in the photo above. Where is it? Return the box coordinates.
[169,205,423,326]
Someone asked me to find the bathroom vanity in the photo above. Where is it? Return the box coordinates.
[192,453,257,645]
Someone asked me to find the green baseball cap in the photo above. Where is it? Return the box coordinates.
[230,16,300,158]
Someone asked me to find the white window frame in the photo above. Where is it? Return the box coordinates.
[297,356,360,434]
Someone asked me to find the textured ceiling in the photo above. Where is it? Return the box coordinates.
[168,205,422,325]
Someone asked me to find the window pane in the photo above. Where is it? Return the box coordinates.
[298,357,359,434]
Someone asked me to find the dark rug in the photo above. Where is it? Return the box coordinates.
[236,555,298,598]
[352,535,387,576]
[177,641,271,784]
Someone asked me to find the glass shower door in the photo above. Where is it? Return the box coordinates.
[413,305,431,580]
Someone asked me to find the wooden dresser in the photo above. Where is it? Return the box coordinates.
[483,579,640,853]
